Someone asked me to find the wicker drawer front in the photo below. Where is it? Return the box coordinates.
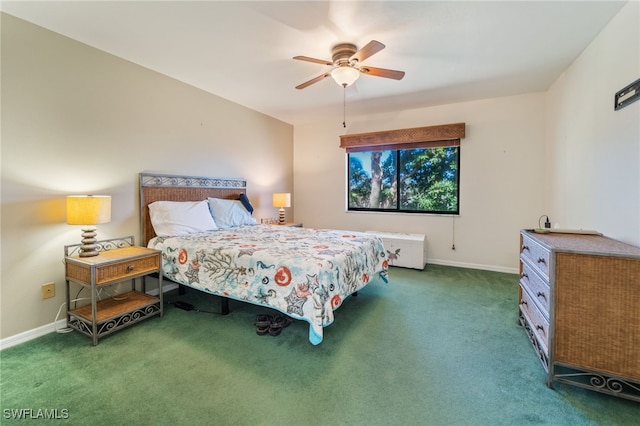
[520,285,549,355]
[520,260,551,315]
[521,234,550,279]
[96,254,159,285]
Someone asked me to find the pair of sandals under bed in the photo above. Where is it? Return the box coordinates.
[254,314,292,336]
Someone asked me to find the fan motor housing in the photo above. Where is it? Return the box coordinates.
[332,43,357,65]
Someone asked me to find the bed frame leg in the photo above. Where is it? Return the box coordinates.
[178,285,186,296]
[221,298,229,315]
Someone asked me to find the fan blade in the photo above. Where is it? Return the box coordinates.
[295,72,331,89]
[293,56,333,66]
[360,66,405,80]
[351,40,385,63]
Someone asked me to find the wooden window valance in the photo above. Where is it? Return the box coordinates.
[339,122,465,152]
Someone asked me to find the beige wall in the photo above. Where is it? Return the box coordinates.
[545,1,639,247]
[0,14,293,339]
[293,93,547,273]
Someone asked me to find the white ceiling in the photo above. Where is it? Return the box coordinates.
[1,1,627,125]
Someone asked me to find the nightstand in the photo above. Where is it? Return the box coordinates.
[64,236,163,345]
[273,222,303,227]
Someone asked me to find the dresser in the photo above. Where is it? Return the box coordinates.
[518,230,640,402]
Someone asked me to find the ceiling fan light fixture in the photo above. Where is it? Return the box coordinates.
[331,66,360,87]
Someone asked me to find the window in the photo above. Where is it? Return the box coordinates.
[341,122,465,215]
[348,146,460,214]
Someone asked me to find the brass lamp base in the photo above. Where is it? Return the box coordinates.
[79,226,99,257]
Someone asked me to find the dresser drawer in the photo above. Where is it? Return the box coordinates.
[519,284,550,355]
[520,233,551,279]
[520,260,551,315]
[95,254,160,285]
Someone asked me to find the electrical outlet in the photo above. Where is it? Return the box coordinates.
[42,282,55,299]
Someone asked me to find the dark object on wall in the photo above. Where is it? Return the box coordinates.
[614,78,640,110]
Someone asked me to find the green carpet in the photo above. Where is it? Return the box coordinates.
[1,265,638,425]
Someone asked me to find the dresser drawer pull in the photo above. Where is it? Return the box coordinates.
[536,324,545,332]
[520,300,527,306]
[127,265,135,272]
[536,291,547,301]
[521,272,528,280]
[537,257,546,265]
[522,245,529,252]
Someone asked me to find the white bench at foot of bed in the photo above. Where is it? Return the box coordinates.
[365,231,427,270]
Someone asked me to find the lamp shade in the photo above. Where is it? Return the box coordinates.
[66,195,111,225]
[331,66,360,87]
[272,193,291,208]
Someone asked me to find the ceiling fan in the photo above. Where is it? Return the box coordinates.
[293,40,405,89]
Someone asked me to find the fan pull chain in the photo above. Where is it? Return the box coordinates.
[342,84,347,128]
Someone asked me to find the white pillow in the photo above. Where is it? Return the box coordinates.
[149,200,218,236]
[208,198,257,229]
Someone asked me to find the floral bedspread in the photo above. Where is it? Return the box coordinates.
[148,225,388,344]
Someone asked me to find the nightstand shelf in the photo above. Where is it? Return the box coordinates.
[64,236,163,345]
[68,291,160,338]
[69,290,158,322]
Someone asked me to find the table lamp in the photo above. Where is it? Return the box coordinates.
[272,193,291,225]
[66,195,111,257]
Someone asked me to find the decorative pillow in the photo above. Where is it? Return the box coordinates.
[208,198,257,229]
[149,200,218,236]
[238,193,254,214]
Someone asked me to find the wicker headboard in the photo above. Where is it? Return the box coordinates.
[139,173,248,246]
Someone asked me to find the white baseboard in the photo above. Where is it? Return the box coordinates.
[427,259,519,275]
[0,319,68,351]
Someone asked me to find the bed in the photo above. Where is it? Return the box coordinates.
[139,172,388,344]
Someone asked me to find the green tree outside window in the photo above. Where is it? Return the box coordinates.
[348,147,459,214]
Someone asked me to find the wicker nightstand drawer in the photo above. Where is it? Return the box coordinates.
[66,246,160,286]
[95,254,159,285]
